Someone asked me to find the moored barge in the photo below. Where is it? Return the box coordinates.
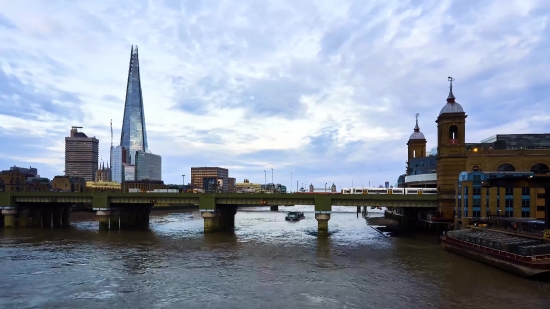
[441,229,550,279]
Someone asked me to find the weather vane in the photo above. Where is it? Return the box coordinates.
[415,113,419,127]
[448,76,455,88]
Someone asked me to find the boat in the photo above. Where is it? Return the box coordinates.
[285,211,305,221]
[441,229,550,280]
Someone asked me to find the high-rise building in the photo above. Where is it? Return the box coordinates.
[135,151,162,181]
[191,167,229,192]
[120,45,148,165]
[110,145,126,183]
[112,45,162,182]
[65,126,99,182]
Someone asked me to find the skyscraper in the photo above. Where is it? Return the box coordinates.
[120,45,148,164]
[112,45,162,182]
[65,126,99,181]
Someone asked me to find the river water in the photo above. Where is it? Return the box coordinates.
[1,206,549,309]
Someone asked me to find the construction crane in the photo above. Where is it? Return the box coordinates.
[110,119,113,148]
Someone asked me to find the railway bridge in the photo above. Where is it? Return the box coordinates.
[0,192,438,234]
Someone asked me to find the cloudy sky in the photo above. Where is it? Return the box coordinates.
[0,0,549,190]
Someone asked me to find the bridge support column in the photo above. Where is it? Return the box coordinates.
[61,207,71,227]
[19,208,30,228]
[127,212,137,229]
[202,211,221,233]
[32,208,42,227]
[315,213,330,235]
[120,211,129,229]
[52,207,62,228]
[134,209,144,228]
[97,210,111,231]
[110,210,120,230]
[42,208,52,228]
[2,209,17,228]
[270,206,278,211]
[141,208,150,229]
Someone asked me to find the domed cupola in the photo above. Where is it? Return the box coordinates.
[439,76,464,115]
[409,113,426,140]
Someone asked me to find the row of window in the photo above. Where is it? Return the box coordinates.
[462,187,531,195]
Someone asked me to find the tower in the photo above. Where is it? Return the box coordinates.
[407,113,427,175]
[120,45,148,164]
[436,77,467,218]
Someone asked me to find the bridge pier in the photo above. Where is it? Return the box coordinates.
[315,213,330,235]
[97,210,111,231]
[42,208,52,228]
[32,208,42,227]
[110,210,120,230]
[19,208,29,228]
[62,207,71,227]
[270,206,278,211]
[2,209,17,228]
[201,207,236,233]
[52,207,62,228]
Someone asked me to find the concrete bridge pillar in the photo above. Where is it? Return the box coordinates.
[61,207,71,227]
[32,208,42,227]
[270,206,278,211]
[19,208,30,228]
[134,209,144,228]
[202,211,221,233]
[2,209,17,228]
[119,211,129,229]
[97,210,111,231]
[110,210,120,230]
[127,212,137,229]
[315,213,331,235]
[52,207,62,227]
[42,208,52,228]
[141,208,150,229]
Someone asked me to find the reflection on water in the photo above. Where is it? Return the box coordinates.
[0,206,549,309]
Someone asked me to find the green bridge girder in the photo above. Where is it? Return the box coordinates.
[0,192,439,210]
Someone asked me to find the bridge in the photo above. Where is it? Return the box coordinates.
[0,192,438,234]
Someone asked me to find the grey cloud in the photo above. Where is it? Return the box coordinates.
[0,13,17,29]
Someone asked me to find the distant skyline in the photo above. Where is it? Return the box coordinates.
[0,0,549,188]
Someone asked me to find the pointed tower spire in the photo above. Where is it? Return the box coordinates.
[414,113,420,132]
[447,76,456,103]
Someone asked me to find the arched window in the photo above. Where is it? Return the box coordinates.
[449,125,458,145]
[496,163,516,172]
[530,163,549,174]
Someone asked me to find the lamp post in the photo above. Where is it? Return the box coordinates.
[271,168,273,193]
[325,183,327,193]
[264,170,266,192]
[290,172,292,193]
[182,174,185,192]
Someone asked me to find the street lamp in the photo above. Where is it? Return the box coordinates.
[271,168,273,193]
[182,174,185,192]
[325,182,327,193]
[264,170,266,192]
[290,172,292,193]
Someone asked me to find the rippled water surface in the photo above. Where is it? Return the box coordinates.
[1,206,549,309]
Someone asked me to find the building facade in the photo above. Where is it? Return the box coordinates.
[96,162,111,182]
[0,170,26,192]
[456,171,545,226]
[135,151,162,181]
[9,165,38,176]
[124,164,136,182]
[191,167,229,192]
[110,145,126,183]
[51,176,86,192]
[65,126,99,181]
[86,181,121,193]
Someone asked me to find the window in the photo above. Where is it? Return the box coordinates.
[464,187,468,195]
[505,187,513,195]
[473,211,481,217]
[522,211,530,218]
[521,199,530,207]
[521,187,530,195]
[537,193,545,199]
[537,206,545,212]
[473,198,481,207]
[473,187,481,195]
[505,198,513,207]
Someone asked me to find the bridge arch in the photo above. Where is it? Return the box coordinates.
[496,163,516,172]
[530,163,550,174]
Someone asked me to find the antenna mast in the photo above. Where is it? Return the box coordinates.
[110,119,113,147]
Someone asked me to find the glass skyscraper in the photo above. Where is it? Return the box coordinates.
[120,45,148,164]
[111,46,162,183]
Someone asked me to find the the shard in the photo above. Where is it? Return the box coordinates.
[120,45,148,164]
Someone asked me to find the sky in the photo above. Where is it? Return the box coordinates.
[0,0,549,190]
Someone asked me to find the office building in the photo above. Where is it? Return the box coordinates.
[135,151,162,181]
[65,126,99,181]
[191,167,229,192]
[110,145,127,183]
